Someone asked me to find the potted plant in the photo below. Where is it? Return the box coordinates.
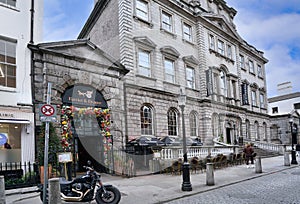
[37,122,62,183]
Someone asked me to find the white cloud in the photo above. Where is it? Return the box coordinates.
[226,1,300,97]
[43,0,93,42]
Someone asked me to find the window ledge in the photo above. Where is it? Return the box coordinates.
[0,3,19,11]
[136,74,157,81]
[209,49,235,64]
[163,80,180,87]
[182,39,195,46]
[160,29,177,39]
[133,15,154,28]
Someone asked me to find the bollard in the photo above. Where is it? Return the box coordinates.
[49,178,61,204]
[0,176,6,204]
[206,163,215,186]
[284,152,291,166]
[255,156,262,173]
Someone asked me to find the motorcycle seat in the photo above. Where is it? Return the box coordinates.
[59,177,73,185]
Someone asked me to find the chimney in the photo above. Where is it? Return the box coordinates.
[277,82,293,95]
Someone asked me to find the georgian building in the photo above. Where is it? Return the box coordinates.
[78,0,270,146]
[0,0,43,163]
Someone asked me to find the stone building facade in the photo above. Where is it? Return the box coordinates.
[78,0,270,146]
[28,40,129,170]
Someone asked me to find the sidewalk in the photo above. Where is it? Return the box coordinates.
[5,155,299,204]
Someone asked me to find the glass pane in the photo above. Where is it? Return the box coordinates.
[6,41,16,64]
[7,0,16,7]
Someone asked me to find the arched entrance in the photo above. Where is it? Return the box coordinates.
[61,84,112,173]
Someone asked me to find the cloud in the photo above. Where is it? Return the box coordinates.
[226,0,300,97]
[43,0,93,42]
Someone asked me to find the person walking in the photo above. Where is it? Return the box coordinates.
[243,143,254,168]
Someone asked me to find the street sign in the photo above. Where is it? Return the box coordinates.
[40,116,57,122]
[40,104,56,116]
[39,104,57,122]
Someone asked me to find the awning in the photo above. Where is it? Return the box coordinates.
[0,119,30,124]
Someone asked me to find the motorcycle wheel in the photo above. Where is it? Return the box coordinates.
[95,186,121,204]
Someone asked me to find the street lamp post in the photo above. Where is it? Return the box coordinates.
[178,90,192,191]
[289,119,298,165]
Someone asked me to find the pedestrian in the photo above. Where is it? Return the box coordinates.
[4,142,12,149]
[243,143,254,168]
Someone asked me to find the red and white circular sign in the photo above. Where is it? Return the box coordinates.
[40,104,55,116]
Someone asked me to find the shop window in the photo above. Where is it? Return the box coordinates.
[0,123,21,162]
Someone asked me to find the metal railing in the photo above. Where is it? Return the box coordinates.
[0,162,40,190]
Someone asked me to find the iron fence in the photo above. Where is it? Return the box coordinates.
[0,162,40,190]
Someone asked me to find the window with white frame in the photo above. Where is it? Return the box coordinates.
[138,49,151,77]
[257,64,263,78]
[140,104,153,135]
[259,93,265,108]
[161,11,172,32]
[251,90,257,106]
[0,0,16,7]
[135,0,149,21]
[168,108,178,136]
[183,23,192,41]
[164,58,175,83]
[249,60,254,74]
[227,44,232,59]
[209,34,215,50]
[239,54,245,69]
[186,66,195,89]
[0,38,16,88]
[217,40,225,55]
[189,112,197,137]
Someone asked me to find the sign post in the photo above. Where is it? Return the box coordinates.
[42,82,55,204]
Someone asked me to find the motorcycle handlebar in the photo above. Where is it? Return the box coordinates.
[83,166,94,171]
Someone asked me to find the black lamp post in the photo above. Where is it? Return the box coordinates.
[289,119,298,165]
[178,90,192,191]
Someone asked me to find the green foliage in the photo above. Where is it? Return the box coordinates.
[37,123,62,166]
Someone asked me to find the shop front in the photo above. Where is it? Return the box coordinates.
[0,108,34,163]
[61,84,113,173]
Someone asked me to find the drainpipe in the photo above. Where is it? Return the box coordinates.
[30,0,34,44]
[123,82,129,148]
[29,0,37,161]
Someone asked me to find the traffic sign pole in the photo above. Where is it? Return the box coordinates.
[43,82,52,204]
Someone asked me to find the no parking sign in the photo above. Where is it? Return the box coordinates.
[38,104,57,122]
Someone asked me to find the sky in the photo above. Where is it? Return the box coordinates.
[44,0,300,98]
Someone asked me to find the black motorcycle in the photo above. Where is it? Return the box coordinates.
[38,163,121,204]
